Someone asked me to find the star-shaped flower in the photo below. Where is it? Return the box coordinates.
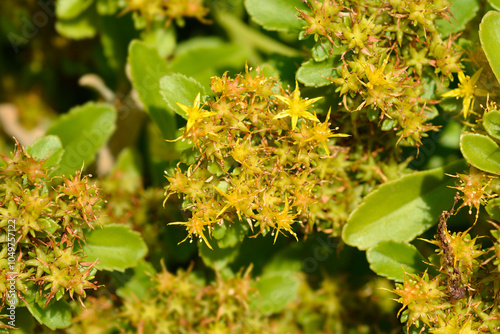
[441,68,488,118]
[272,196,298,243]
[175,93,216,133]
[360,57,396,90]
[169,214,215,250]
[305,108,350,154]
[273,81,323,130]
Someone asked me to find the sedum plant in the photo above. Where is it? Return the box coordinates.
[5,0,500,333]
[296,0,460,146]
[0,142,101,308]
[164,68,352,246]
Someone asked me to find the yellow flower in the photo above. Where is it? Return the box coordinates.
[273,81,323,130]
[272,196,298,243]
[169,214,215,250]
[175,93,216,133]
[213,184,249,221]
[441,68,487,118]
[305,108,350,154]
[361,57,396,89]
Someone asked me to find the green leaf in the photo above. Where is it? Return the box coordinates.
[56,0,94,20]
[367,241,430,282]
[480,11,500,85]
[245,0,309,33]
[128,40,177,139]
[250,271,300,315]
[132,11,147,30]
[342,159,467,250]
[96,0,120,15]
[141,23,176,58]
[168,38,247,91]
[297,57,339,87]
[55,5,98,40]
[216,222,249,248]
[262,243,304,274]
[39,217,59,236]
[436,0,479,35]
[199,240,240,270]
[259,54,302,85]
[381,119,397,131]
[26,135,64,172]
[23,292,71,330]
[484,110,500,140]
[212,223,227,240]
[311,40,344,62]
[82,224,148,272]
[460,133,500,174]
[311,40,331,62]
[100,14,138,70]
[486,198,500,222]
[46,102,116,177]
[159,73,205,120]
[438,121,462,149]
[114,260,156,299]
[488,0,500,11]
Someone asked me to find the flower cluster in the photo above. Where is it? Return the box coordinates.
[298,0,463,145]
[65,264,398,333]
[451,167,495,222]
[0,143,101,308]
[164,68,359,247]
[121,264,260,333]
[393,200,500,333]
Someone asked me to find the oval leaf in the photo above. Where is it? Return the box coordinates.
[46,102,116,177]
[480,11,500,85]
[56,0,93,20]
[486,198,500,222]
[216,221,249,248]
[82,225,148,272]
[55,6,98,40]
[297,57,339,87]
[26,135,64,172]
[436,0,479,35]
[489,0,500,11]
[128,40,177,139]
[342,159,466,250]
[245,0,308,33]
[114,260,156,299]
[199,241,240,270]
[367,241,431,282]
[23,286,71,331]
[460,133,500,174]
[484,110,500,140]
[168,38,247,91]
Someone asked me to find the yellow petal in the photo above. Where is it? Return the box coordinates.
[274,95,292,105]
[300,112,320,123]
[273,112,290,120]
[469,68,483,85]
[441,88,462,98]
